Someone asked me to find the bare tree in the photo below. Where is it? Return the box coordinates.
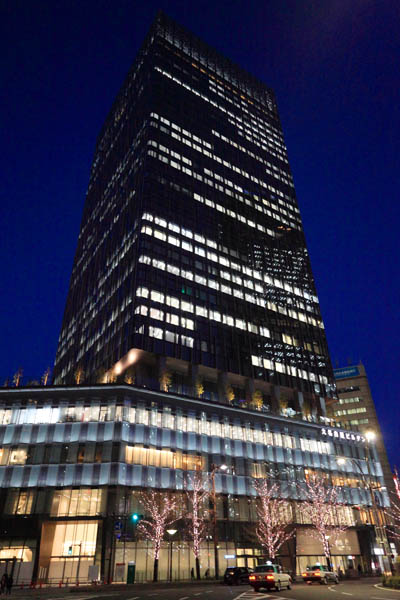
[185,472,209,579]
[41,367,51,386]
[301,473,348,570]
[13,368,23,387]
[137,490,179,581]
[253,478,295,560]
[386,494,400,540]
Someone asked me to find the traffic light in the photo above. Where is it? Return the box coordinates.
[132,513,141,523]
[68,545,72,555]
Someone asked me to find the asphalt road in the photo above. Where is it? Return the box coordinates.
[7,579,398,600]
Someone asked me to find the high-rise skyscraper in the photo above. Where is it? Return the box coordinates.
[54,12,335,421]
[0,14,392,585]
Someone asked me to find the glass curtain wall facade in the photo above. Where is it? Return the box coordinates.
[0,386,389,583]
[53,12,335,425]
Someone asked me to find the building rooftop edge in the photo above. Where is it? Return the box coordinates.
[154,10,277,101]
[0,383,362,438]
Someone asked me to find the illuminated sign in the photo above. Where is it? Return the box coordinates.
[321,428,365,443]
[224,554,236,559]
[333,366,360,379]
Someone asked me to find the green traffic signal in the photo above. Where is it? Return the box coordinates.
[132,513,139,522]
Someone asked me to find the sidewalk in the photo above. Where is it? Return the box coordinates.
[9,579,222,596]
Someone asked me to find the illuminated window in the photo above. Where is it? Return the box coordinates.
[149,326,163,339]
[151,290,164,303]
[0,547,32,562]
[9,448,27,465]
[5,490,34,515]
[51,489,103,517]
[150,308,164,320]
[166,313,179,326]
[125,446,204,470]
[181,300,193,313]
[165,330,178,343]
[181,317,194,330]
[181,335,194,348]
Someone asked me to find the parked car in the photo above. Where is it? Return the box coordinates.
[302,564,339,585]
[249,563,291,592]
[223,566,253,585]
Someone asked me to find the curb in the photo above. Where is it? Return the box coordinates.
[67,581,222,592]
[375,584,400,593]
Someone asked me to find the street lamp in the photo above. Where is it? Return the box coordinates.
[210,463,228,580]
[166,529,177,582]
[365,430,376,443]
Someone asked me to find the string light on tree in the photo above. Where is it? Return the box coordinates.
[385,494,400,540]
[185,472,210,580]
[136,490,178,582]
[301,472,348,570]
[253,477,295,560]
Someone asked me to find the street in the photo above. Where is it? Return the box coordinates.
[5,579,398,600]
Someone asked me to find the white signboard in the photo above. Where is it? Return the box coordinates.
[88,565,99,582]
[321,428,365,443]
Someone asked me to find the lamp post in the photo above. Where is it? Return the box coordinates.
[337,430,390,572]
[210,463,228,580]
[166,529,177,582]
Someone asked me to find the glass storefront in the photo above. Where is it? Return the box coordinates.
[40,521,98,583]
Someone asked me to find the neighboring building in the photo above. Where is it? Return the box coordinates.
[334,363,396,500]
[0,384,389,583]
[0,13,393,585]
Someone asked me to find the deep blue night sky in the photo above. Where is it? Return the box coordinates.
[2,1,399,465]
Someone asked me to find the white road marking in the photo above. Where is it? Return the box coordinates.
[178,597,189,600]
[233,592,274,600]
[126,597,140,600]
[372,597,391,599]
[46,597,108,600]
[341,593,353,596]
[233,593,278,599]
[55,596,115,600]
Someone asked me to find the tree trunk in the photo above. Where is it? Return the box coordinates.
[153,557,159,582]
[196,556,201,580]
